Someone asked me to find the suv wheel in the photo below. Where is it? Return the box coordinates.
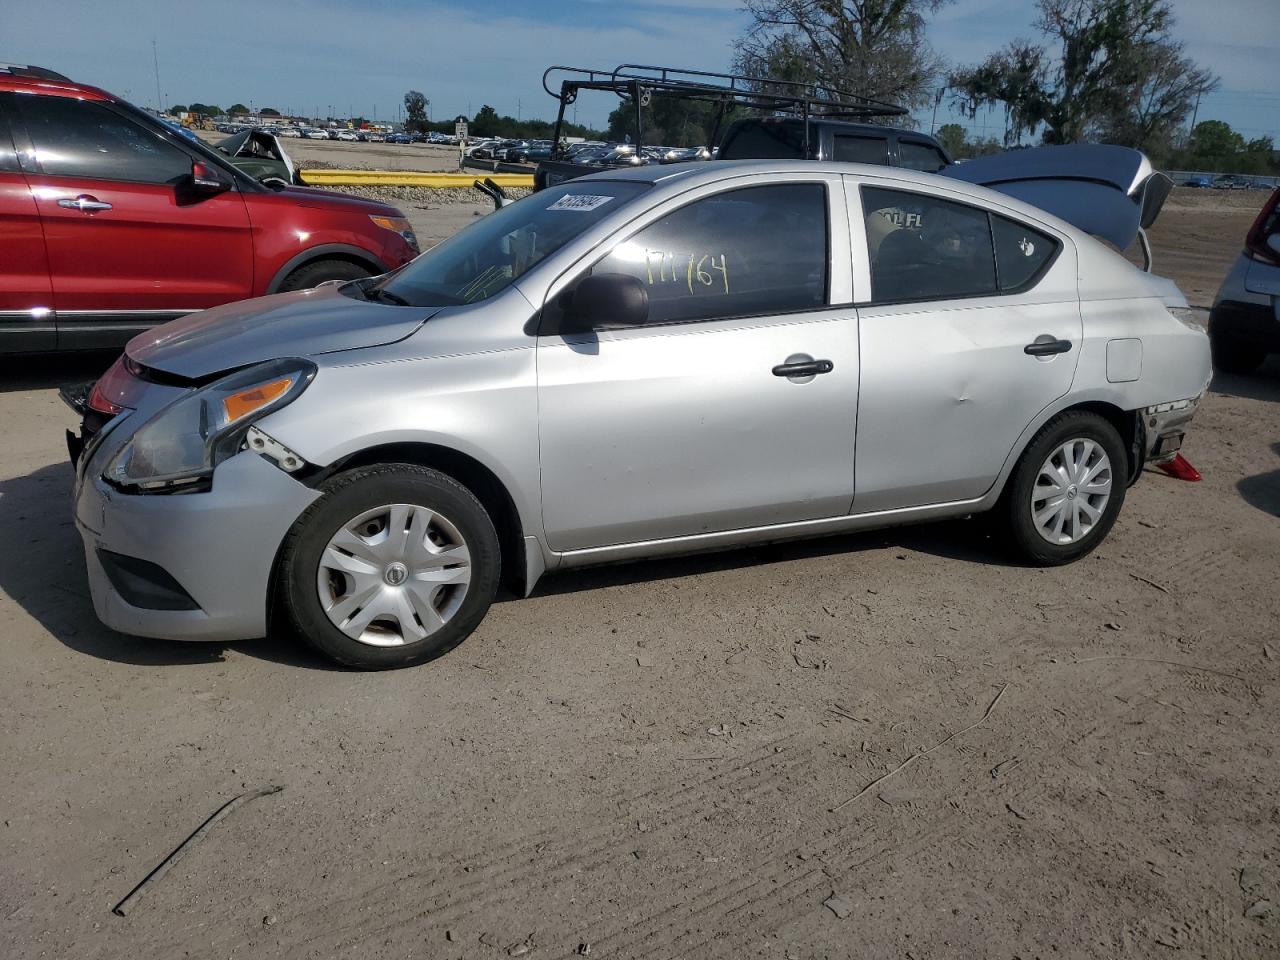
[279,259,373,292]
[1001,411,1127,566]
[1210,329,1265,375]
[279,464,501,669]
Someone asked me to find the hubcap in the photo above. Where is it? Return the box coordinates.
[316,503,471,647]
[1030,439,1113,545]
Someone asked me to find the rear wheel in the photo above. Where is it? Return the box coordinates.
[279,464,500,669]
[278,259,373,292]
[1001,411,1127,566]
[1210,329,1265,375]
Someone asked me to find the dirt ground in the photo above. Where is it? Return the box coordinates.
[1,174,1278,960]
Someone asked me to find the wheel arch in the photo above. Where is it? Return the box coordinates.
[265,244,390,294]
[304,441,533,598]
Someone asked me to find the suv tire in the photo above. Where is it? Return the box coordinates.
[279,259,373,292]
[1000,411,1127,566]
[279,464,501,670]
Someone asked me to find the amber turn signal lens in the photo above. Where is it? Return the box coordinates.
[222,377,293,423]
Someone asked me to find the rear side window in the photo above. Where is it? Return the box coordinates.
[833,135,888,165]
[898,140,948,173]
[589,183,829,325]
[718,121,807,160]
[991,215,1058,290]
[861,186,996,303]
[14,95,191,184]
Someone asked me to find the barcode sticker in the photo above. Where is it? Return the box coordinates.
[547,194,615,212]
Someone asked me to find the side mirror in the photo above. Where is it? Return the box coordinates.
[1268,233,1280,256]
[561,274,649,331]
[189,160,231,195]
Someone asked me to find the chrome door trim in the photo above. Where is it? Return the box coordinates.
[56,309,198,317]
[551,493,989,568]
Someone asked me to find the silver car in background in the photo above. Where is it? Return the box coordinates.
[70,160,1211,669]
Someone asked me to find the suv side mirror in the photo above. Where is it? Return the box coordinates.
[189,160,231,195]
[561,274,649,332]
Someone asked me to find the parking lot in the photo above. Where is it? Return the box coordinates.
[1,170,1278,960]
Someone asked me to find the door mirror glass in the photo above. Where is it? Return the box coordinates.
[189,160,231,194]
[562,274,649,331]
[1267,233,1280,256]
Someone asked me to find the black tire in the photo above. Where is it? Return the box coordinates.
[277,258,373,293]
[278,464,500,670]
[1000,411,1127,566]
[1209,329,1265,375]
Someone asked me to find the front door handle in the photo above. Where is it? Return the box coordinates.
[57,195,113,213]
[1024,336,1072,356]
[772,358,834,378]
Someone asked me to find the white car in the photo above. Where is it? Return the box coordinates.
[303,129,329,140]
[277,128,302,138]
[336,130,359,142]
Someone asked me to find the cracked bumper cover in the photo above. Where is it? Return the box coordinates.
[1142,394,1201,464]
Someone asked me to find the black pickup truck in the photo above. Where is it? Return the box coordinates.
[533,64,951,191]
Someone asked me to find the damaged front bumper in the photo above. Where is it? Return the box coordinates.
[1142,394,1202,465]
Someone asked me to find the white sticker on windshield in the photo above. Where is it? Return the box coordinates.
[548,194,615,212]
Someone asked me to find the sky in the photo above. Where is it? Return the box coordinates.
[5,0,1278,142]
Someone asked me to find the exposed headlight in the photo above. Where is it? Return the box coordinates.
[106,358,316,491]
[370,215,419,253]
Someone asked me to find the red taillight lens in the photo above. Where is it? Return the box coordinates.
[1156,453,1202,482]
[1244,187,1280,265]
[87,355,147,416]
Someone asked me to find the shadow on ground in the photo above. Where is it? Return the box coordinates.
[1238,442,1280,519]
[0,352,119,395]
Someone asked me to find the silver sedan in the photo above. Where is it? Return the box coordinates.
[70,160,1211,668]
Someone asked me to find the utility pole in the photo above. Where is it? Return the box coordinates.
[930,87,944,135]
[152,39,163,112]
[517,98,522,121]
[1188,85,1204,141]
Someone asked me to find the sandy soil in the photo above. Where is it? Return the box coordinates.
[1,174,1278,960]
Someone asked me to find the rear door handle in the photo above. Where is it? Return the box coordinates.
[772,359,834,378]
[57,195,113,213]
[1024,336,1072,356]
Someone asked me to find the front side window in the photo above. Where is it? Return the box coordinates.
[861,186,996,303]
[586,183,828,326]
[898,140,948,173]
[833,135,888,165]
[15,95,191,183]
[370,181,650,307]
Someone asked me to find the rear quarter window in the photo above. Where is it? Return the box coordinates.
[991,215,1059,290]
[898,140,948,173]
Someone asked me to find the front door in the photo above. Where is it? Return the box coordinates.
[851,181,1082,513]
[537,180,859,553]
[9,93,253,348]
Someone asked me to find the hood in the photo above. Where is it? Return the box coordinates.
[940,144,1172,251]
[127,285,438,380]
[268,184,404,216]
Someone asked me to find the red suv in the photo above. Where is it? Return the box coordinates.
[0,65,419,353]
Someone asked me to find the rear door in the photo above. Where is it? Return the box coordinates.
[849,178,1082,513]
[0,94,54,351]
[11,92,254,348]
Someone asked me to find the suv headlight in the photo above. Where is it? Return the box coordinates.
[106,358,316,491]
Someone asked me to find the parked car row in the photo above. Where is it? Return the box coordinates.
[1183,173,1274,190]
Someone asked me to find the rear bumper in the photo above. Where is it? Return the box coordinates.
[75,452,319,642]
[1142,395,1202,465]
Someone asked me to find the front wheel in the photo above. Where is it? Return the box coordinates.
[278,259,373,292]
[1001,411,1127,566]
[278,464,501,669]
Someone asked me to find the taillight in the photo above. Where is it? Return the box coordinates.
[1244,187,1280,265]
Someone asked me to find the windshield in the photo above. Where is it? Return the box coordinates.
[368,181,650,307]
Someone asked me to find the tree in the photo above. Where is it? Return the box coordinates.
[935,122,967,157]
[260,107,281,117]
[169,104,187,115]
[404,90,428,133]
[734,0,952,116]
[188,103,221,117]
[470,104,501,136]
[950,0,1217,149]
[228,103,249,115]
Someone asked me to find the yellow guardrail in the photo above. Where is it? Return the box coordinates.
[299,169,534,188]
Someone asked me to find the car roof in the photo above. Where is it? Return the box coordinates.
[0,72,112,101]
[580,159,1093,242]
